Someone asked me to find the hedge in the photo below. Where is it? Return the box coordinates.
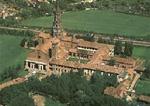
[0,28,35,37]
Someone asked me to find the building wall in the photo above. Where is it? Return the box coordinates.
[25,59,119,82]
[50,64,78,76]
[25,60,47,73]
[49,64,118,79]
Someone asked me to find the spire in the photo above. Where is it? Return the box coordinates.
[52,0,63,37]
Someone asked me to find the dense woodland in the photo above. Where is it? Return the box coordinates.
[1,0,150,20]
[0,71,137,106]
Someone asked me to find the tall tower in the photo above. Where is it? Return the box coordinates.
[51,38,60,60]
[52,0,63,37]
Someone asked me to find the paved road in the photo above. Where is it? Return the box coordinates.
[0,72,33,90]
[114,38,150,47]
[0,77,27,90]
[0,26,40,33]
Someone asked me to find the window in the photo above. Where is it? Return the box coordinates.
[43,65,46,70]
[38,55,41,59]
[35,64,38,69]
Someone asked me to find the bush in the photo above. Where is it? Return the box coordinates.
[20,38,27,47]
[0,18,19,27]
[0,28,35,37]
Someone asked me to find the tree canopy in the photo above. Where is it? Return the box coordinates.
[0,71,132,106]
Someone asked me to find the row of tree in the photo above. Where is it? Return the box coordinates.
[76,0,150,17]
[142,60,150,80]
[114,40,134,57]
[0,28,35,37]
[76,33,95,42]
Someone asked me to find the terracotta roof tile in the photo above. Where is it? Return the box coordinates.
[37,32,51,39]
[49,59,125,74]
[27,50,49,63]
[114,56,136,65]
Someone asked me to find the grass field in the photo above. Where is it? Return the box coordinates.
[135,79,150,95]
[22,10,150,37]
[133,46,150,61]
[0,35,28,74]
[133,47,150,95]
[133,46,150,59]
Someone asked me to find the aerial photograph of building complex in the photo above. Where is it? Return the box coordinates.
[0,0,150,106]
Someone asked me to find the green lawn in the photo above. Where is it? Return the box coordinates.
[134,47,150,95]
[0,35,28,74]
[22,10,150,37]
[133,46,150,60]
[135,79,150,95]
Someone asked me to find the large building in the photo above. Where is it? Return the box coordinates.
[24,1,138,81]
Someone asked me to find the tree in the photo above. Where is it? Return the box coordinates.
[80,33,95,42]
[124,41,134,57]
[143,61,150,79]
[20,38,27,47]
[114,40,122,55]
[0,71,130,106]
[26,38,39,48]
[0,82,29,105]
[37,2,53,16]
[20,8,33,19]
[9,93,34,106]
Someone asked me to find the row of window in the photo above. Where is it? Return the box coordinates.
[78,46,97,51]
[26,61,46,70]
[50,64,116,77]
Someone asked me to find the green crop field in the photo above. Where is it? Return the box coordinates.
[0,35,28,74]
[22,10,150,38]
[135,79,150,95]
[133,46,150,60]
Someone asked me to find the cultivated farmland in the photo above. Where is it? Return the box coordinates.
[22,10,150,38]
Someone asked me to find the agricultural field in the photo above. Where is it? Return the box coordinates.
[0,35,28,74]
[22,10,150,38]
